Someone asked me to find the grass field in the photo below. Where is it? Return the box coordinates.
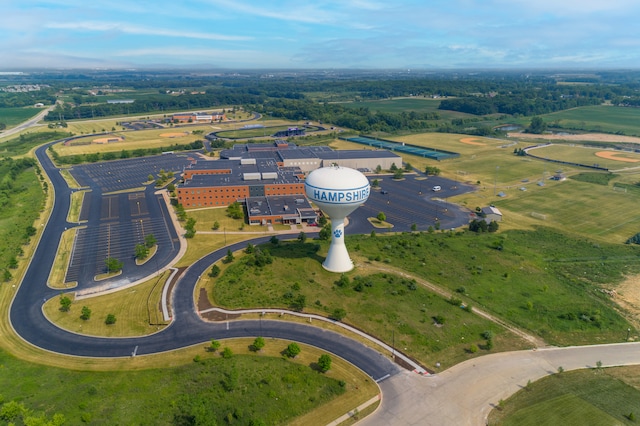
[339,98,473,121]
[489,366,640,425]
[205,240,533,369]
[214,124,303,139]
[352,229,639,346]
[0,106,42,127]
[541,106,640,136]
[43,272,170,336]
[0,338,375,426]
[529,144,640,170]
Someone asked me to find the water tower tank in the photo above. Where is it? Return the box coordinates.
[305,166,370,272]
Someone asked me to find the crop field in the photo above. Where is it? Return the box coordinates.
[0,107,41,127]
[542,106,640,136]
[489,366,640,425]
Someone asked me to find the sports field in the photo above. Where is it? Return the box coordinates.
[528,144,640,171]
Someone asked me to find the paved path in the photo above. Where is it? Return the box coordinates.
[360,342,640,425]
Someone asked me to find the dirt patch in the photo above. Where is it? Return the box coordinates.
[460,137,486,146]
[508,132,640,144]
[595,151,640,163]
[614,275,640,333]
[92,136,123,144]
[160,132,189,138]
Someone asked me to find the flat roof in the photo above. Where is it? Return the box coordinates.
[247,195,313,218]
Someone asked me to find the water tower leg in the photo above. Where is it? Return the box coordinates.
[323,218,354,273]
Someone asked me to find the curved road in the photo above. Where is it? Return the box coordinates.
[10,139,640,426]
[9,141,400,383]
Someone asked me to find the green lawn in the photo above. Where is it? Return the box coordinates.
[0,107,42,127]
[529,144,640,170]
[489,367,640,425]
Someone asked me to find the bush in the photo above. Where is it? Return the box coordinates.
[285,343,301,358]
[221,347,234,359]
[80,306,92,320]
[105,314,116,325]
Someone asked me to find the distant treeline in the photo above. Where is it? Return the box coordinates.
[0,90,56,108]
[439,95,601,116]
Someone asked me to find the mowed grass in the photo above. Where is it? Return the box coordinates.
[493,178,640,244]
[207,240,531,369]
[542,105,640,136]
[0,339,370,426]
[48,228,78,289]
[489,367,640,425]
[530,143,640,170]
[215,123,303,139]
[43,272,170,337]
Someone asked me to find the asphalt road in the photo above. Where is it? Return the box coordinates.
[9,140,401,384]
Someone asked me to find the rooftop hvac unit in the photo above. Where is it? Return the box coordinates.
[261,172,278,180]
[243,172,261,181]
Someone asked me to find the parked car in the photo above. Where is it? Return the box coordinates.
[432,186,441,192]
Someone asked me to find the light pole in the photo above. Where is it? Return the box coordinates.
[627,328,631,341]
[494,166,499,196]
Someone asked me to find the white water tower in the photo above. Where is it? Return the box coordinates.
[305,166,370,272]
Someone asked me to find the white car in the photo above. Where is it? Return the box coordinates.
[432,185,441,192]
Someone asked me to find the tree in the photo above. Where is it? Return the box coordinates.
[209,264,221,277]
[3,269,11,282]
[105,257,123,273]
[226,201,244,219]
[318,215,328,226]
[393,169,404,179]
[105,313,116,325]
[212,220,220,230]
[253,336,265,352]
[404,162,413,172]
[411,223,418,231]
[270,235,279,245]
[225,249,234,263]
[330,308,347,321]
[319,225,331,240]
[59,295,72,312]
[184,217,196,238]
[135,243,149,260]
[297,231,307,243]
[221,347,234,359]
[147,174,154,182]
[318,354,332,372]
[210,339,221,352]
[488,220,499,232]
[144,234,156,248]
[245,243,255,254]
[377,211,386,222]
[285,342,301,358]
[372,179,380,188]
[425,166,441,176]
[526,116,547,134]
[80,306,92,320]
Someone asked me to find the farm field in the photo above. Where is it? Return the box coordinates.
[488,366,640,426]
[541,105,640,136]
[0,106,42,127]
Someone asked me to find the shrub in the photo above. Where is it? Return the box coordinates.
[285,342,301,358]
[105,314,116,325]
[221,347,234,359]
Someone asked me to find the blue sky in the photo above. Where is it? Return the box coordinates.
[3,0,640,70]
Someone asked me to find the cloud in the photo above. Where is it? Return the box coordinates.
[46,22,251,41]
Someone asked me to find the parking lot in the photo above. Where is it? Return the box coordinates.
[349,174,475,234]
[65,154,193,287]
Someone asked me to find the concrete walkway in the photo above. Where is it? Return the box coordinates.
[359,342,640,425]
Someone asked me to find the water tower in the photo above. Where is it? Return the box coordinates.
[305,166,370,273]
